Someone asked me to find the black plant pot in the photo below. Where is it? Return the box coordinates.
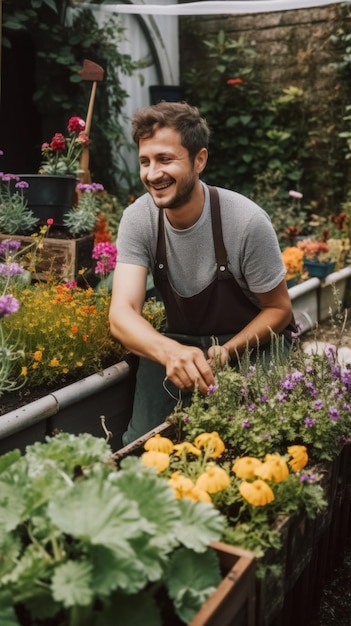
[17,174,77,225]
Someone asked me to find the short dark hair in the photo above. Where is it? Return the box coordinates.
[131,101,210,161]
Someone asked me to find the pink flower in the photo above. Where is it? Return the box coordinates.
[289,190,303,199]
[92,242,117,276]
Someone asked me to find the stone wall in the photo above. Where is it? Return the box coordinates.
[179,3,349,105]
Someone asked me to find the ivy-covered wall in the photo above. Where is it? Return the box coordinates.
[178,3,351,213]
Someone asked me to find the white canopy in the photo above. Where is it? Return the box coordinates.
[98,1,350,16]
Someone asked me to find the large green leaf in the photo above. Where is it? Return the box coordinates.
[0,450,21,475]
[51,560,93,608]
[0,482,26,531]
[175,500,225,552]
[112,457,181,547]
[89,544,147,595]
[166,547,222,623]
[48,478,144,547]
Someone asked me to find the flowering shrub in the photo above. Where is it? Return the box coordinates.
[169,335,351,465]
[139,431,326,565]
[40,116,89,176]
[2,282,126,389]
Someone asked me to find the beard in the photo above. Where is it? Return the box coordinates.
[147,172,197,210]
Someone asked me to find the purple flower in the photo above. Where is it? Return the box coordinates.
[183,415,190,424]
[261,395,268,402]
[0,294,20,318]
[227,415,233,422]
[304,417,317,427]
[0,262,24,277]
[242,418,251,428]
[0,240,21,255]
[299,474,316,483]
[207,384,218,395]
[329,407,339,421]
[314,399,323,410]
[277,392,287,403]
[15,181,29,189]
[248,403,256,411]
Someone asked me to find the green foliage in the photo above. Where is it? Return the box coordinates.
[0,179,39,235]
[183,30,308,198]
[0,433,224,625]
[2,0,143,195]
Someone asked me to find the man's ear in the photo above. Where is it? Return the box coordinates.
[195,148,208,174]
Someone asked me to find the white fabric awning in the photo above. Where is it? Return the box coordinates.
[98,1,350,16]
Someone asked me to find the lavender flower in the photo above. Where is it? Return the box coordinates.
[0,294,20,318]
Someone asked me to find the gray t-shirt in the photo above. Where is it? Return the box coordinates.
[116,183,286,307]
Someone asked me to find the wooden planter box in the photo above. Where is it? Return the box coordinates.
[0,232,94,281]
[190,542,256,626]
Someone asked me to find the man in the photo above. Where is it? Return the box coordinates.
[109,101,295,444]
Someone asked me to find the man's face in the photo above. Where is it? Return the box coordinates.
[138,127,201,210]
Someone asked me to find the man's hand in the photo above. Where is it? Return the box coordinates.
[207,344,230,371]
[165,344,216,395]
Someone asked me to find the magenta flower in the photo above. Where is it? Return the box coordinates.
[92,242,117,276]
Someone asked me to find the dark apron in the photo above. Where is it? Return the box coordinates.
[122,186,295,445]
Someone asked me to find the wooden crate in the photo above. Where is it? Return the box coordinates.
[0,233,94,281]
[190,542,256,626]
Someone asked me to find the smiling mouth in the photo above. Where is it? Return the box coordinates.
[150,181,173,191]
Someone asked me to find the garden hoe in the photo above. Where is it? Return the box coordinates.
[78,59,104,184]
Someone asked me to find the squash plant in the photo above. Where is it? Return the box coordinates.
[0,433,224,626]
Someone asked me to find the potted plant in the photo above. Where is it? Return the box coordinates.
[15,117,90,226]
[0,431,233,626]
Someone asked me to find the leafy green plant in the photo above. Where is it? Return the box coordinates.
[0,432,225,626]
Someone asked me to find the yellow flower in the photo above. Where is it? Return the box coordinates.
[288,445,308,472]
[168,472,195,498]
[194,432,225,458]
[195,463,230,493]
[255,454,289,483]
[239,479,275,506]
[141,450,170,473]
[281,246,304,279]
[144,433,174,454]
[21,366,28,377]
[232,456,263,479]
[172,442,201,457]
[49,358,60,368]
[33,350,43,362]
[185,485,212,503]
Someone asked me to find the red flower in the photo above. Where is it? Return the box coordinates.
[47,218,54,225]
[50,133,66,153]
[68,117,86,133]
[227,78,243,85]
